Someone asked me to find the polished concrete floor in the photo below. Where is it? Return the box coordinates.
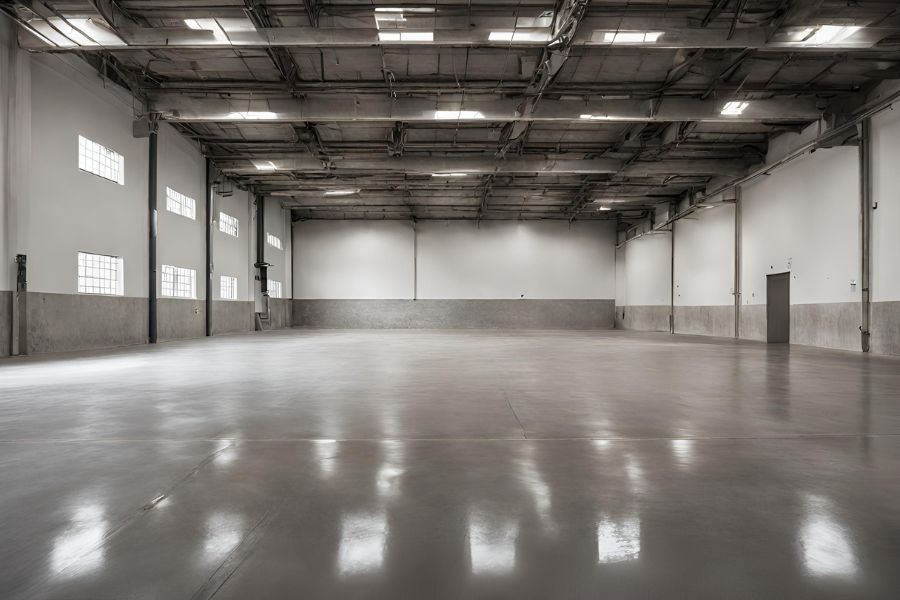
[1,330,899,599]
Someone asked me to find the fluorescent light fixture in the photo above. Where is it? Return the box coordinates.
[378,31,433,42]
[594,30,664,44]
[797,25,862,46]
[434,110,485,120]
[489,31,551,43]
[226,111,278,120]
[184,18,230,43]
[375,7,435,12]
[580,114,624,121]
[598,206,612,211]
[31,18,126,47]
[253,161,278,171]
[432,172,469,177]
[325,189,361,196]
[721,101,749,116]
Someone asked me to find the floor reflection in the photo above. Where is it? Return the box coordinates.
[597,515,641,564]
[338,511,388,576]
[202,512,246,565]
[50,503,108,578]
[799,494,858,579]
[468,512,519,576]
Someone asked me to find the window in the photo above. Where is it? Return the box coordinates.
[78,135,124,185]
[219,212,239,237]
[77,252,124,296]
[166,187,196,220]
[220,275,238,300]
[268,280,282,299]
[161,265,196,298]
[266,233,282,250]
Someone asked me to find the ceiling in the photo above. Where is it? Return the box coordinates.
[4,0,900,223]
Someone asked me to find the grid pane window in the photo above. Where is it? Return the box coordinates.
[269,280,283,299]
[219,212,239,237]
[161,265,196,298]
[78,252,124,295]
[78,135,124,185]
[220,275,238,300]
[166,187,196,220]
[267,233,282,250]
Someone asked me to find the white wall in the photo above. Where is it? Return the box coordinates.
[417,220,615,299]
[264,197,292,298]
[0,21,12,292]
[213,187,252,301]
[293,220,415,299]
[674,204,735,307]
[157,123,205,299]
[618,231,671,306]
[872,107,900,302]
[741,147,859,307]
[292,220,616,300]
[24,55,149,296]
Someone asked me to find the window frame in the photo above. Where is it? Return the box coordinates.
[78,135,125,185]
[165,187,197,220]
[218,212,239,237]
[161,264,197,299]
[219,275,238,300]
[77,251,125,296]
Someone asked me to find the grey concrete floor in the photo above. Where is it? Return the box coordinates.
[1,330,900,599]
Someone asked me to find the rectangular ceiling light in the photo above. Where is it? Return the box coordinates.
[226,111,278,120]
[434,110,485,120]
[325,189,361,196]
[30,17,126,47]
[798,25,862,46]
[378,31,434,42]
[594,30,664,44]
[184,18,229,43]
[721,101,749,116]
[253,161,278,171]
[432,173,469,177]
[489,31,551,43]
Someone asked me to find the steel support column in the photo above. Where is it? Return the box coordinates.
[148,122,158,344]
[734,186,742,339]
[859,118,872,353]
[205,158,213,337]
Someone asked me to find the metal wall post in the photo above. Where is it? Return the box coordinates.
[148,121,158,344]
[205,158,213,337]
[734,186,742,339]
[859,118,873,353]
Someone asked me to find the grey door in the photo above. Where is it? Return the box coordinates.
[766,272,790,343]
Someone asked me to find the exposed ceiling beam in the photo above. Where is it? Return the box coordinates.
[149,94,825,123]
[497,0,590,157]
[214,156,753,177]
[15,20,899,51]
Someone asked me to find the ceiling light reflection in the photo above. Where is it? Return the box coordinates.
[800,495,858,579]
[469,513,518,575]
[338,512,388,576]
[597,516,641,563]
[50,504,108,578]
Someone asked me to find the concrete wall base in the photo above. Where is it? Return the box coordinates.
[674,305,735,338]
[0,291,11,357]
[158,299,205,342]
[872,301,900,357]
[740,302,862,352]
[213,300,255,335]
[26,292,148,354]
[615,305,670,332]
[269,298,293,329]
[790,302,861,352]
[293,299,615,329]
